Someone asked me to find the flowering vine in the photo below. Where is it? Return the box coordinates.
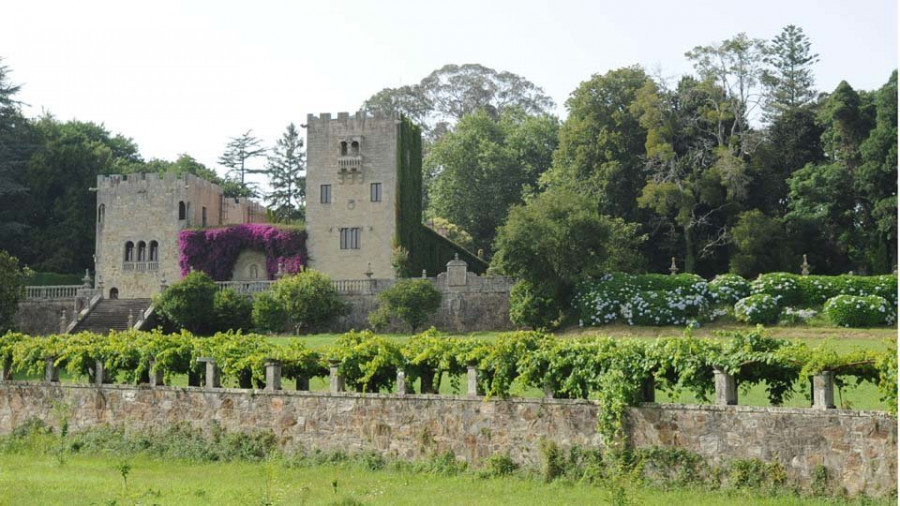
[178,223,307,280]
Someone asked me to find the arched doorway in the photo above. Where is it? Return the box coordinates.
[109,287,119,299]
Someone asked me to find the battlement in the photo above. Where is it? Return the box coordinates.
[306,110,401,125]
[96,172,222,193]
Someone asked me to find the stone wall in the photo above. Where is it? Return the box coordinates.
[0,383,894,496]
[13,300,74,335]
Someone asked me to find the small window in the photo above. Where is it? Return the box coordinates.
[202,207,207,227]
[178,201,186,220]
[109,288,119,299]
[137,241,147,261]
[149,241,159,262]
[98,204,105,223]
[320,184,332,204]
[351,141,360,156]
[370,183,382,202]
[124,241,135,262]
[340,141,348,156]
[339,227,361,250]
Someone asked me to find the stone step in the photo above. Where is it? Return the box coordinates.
[71,299,152,334]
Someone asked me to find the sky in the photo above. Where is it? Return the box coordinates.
[2,0,897,191]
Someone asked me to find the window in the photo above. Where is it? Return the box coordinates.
[124,242,135,262]
[202,207,207,227]
[149,241,159,262]
[370,183,382,202]
[340,141,348,156]
[97,204,105,223]
[109,288,119,300]
[320,184,332,204]
[351,141,360,156]
[339,227,361,250]
[137,241,147,261]
[178,201,186,220]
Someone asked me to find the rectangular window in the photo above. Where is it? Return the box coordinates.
[339,227,361,250]
[320,184,332,204]
[370,182,382,202]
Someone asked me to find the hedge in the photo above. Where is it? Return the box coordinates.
[823,295,896,328]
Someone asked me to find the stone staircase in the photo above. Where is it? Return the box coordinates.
[71,298,152,334]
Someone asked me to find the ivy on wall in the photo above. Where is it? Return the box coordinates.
[178,223,307,281]
[394,116,489,277]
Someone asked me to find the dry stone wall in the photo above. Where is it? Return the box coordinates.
[0,383,894,496]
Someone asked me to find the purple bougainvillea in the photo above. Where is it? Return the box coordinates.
[178,223,307,280]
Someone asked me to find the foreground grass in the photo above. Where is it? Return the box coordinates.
[0,451,889,506]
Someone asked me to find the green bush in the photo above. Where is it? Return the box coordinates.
[575,273,709,327]
[750,273,802,306]
[267,270,345,334]
[0,251,29,334]
[368,279,442,332]
[213,289,252,332]
[734,294,780,324]
[622,290,709,326]
[709,274,750,306]
[326,330,402,393]
[509,280,560,329]
[154,271,217,334]
[823,295,895,327]
[251,291,289,333]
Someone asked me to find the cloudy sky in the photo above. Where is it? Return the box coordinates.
[2,0,896,189]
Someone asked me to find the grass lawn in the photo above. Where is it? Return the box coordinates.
[0,451,890,506]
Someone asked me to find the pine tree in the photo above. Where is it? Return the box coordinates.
[218,130,266,196]
[762,25,819,117]
[265,123,306,222]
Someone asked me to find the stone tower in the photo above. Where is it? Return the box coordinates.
[94,172,266,299]
[305,111,407,280]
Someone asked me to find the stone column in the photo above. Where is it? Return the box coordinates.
[641,376,656,403]
[149,358,164,387]
[467,363,479,397]
[265,360,282,391]
[396,369,407,395]
[295,377,309,391]
[93,359,104,386]
[127,310,134,329]
[197,358,220,388]
[813,371,836,410]
[45,357,59,384]
[542,380,553,399]
[713,368,737,405]
[59,310,68,334]
[329,361,345,393]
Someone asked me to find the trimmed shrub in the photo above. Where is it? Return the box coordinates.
[823,295,895,327]
[751,273,803,306]
[734,294,780,324]
[251,291,289,333]
[213,289,252,332]
[621,290,709,326]
[368,279,442,332]
[709,274,750,306]
[575,273,710,327]
[509,280,560,330]
[155,271,217,333]
[269,270,346,334]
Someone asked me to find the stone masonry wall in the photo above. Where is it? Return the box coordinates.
[0,383,894,496]
[13,300,74,335]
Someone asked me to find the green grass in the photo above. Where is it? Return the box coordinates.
[0,451,890,506]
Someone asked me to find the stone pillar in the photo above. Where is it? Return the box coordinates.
[149,359,164,387]
[265,360,282,391]
[813,371,836,410]
[542,380,553,399]
[93,359,104,386]
[295,377,309,391]
[127,309,134,329]
[45,357,59,384]
[197,358,220,388]
[467,363,479,397]
[713,368,737,405]
[59,309,68,334]
[641,376,656,403]
[396,369,407,395]
[329,361,345,393]
[446,254,468,287]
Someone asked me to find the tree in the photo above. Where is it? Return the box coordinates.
[0,59,34,259]
[762,25,819,117]
[268,270,345,334]
[362,63,555,141]
[368,279,442,332]
[425,217,474,251]
[492,188,645,320]
[265,123,306,222]
[218,130,266,196]
[729,210,789,277]
[154,271,217,334]
[426,108,558,254]
[138,154,221,182]
[0,250,29,333]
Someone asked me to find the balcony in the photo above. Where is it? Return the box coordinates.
[122,261,159,272]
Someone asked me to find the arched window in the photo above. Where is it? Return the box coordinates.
[351,141,360,156]
[109,288,118,299]
[124,242,134,262]
[178,201,186,220]
[137,241,147,262]
[149,241,159,262]
[340,141,348,156]
[97,204,105,223]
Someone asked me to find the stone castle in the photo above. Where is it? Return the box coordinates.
[94,111,419,298]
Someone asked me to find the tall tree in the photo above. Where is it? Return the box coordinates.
[762,25,819,117]
[265,123,306,222]
[362,64,555,141]
[218,130,266,196]
[0,58,34,257]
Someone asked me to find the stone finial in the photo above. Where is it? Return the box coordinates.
[396,369,407,396]
[159,276,168,293]
[127,309,134,329]
[82,269,92,287]
[422,269,427,279]
[59,309,68,334]
[801,254,811,276]
[477,249,484,260]
[669,257,679,275]
[365,262,373,279]
[446,253,468,287]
